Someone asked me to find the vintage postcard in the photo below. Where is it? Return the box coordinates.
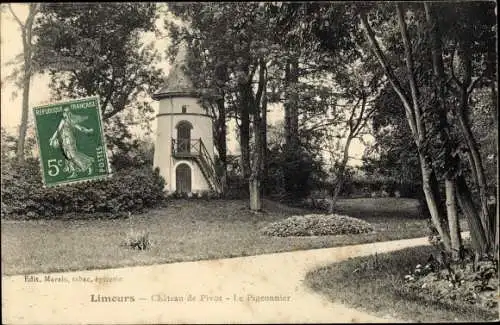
[1,2,498,324]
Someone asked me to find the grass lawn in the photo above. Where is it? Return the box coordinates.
[305,245,497,322]
[1,197,462,276]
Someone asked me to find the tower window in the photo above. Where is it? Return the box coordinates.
[181,105,187,113]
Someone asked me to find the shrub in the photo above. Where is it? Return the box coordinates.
[165,190,221,200]
[110,139,154,171]
[262,146,325,201]
[1,157,166,219]
[225,174,249,199]
[123,229,152,250]
[298,197,331,211]
[402,258,498,314]
[340,173,422,198]
[261,213,374,237]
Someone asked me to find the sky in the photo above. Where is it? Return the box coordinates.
[0,3,366,166]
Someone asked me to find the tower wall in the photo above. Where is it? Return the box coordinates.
[153,96,214,193]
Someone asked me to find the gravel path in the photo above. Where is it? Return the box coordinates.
[3,236,442,324]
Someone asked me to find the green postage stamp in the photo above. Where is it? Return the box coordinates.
[33,96,112,187]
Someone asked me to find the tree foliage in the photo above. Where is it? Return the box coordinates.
[33,3,165,151]
[166,3,286,208]
[275,1,497,258]
[358,2,497,257]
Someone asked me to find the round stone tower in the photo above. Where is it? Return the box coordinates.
[152,42,220,194]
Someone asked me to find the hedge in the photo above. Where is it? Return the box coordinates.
[1,158,166,219]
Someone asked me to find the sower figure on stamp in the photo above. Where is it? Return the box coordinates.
[49,108,94,178]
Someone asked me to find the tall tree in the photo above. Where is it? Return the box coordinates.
[324,53,384,211]
[33,3,164,151]
[284,1,496,257]
[166,3,253,181]
[267,2,360,198]
[8,3,40,162]
[249,57,268,210]
[443,2,497,251]
[167,3,280,209]
[357,2,496,257]
[358,4,455,253]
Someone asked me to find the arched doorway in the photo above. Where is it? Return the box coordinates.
[176,163,191,193]
[176,121,192,154]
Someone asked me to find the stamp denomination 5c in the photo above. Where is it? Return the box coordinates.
[32,97,112,187]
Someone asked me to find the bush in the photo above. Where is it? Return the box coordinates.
[297,197,331,212]
[341,176,422,198]
[123,229,152,250]
[402,257,498,314]
[225,174,249,199]
[166,190,220,200]
[1,157,166,219]
[261,213,374,237]
[109,138,154,171]
[265,148,325,201]
[305,245,497,322]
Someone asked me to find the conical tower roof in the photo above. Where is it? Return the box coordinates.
[152,42,198,100]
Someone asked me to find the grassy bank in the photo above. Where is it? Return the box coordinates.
[3,198,435,275]
[305,245,497,322]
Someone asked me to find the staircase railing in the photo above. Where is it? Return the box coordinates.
[198,138,222,193]
[171,138,201,157]
[171,138,222,193]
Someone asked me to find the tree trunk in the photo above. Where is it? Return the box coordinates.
[284,56,299,152]
[238,60,253,182]
[329,171,344,213]
[492,81,499,261]
[424,3,480,257]
[330,136,353,212]
[214,63,228,168]
[16,27,33,161]
[397,4,454,252]
[455,44,493,245]
[249,178,262,211]
[17,62,31,162]
[284,60,292,149]
[456,174,490,255]
[216,98,227,171]
[213,95,228,194]
[10,4,39,162]
[249,58,267,211]
[289,57,299,150]
[420,152,452,251]
[361,9,452,252]
[457,101,492,239]
[249,100,262,211]
[492,81,498,128]
[217,98,228,195]
[261,82,268,196]
[239,102,251,180]
[445,178,461,259]
[496,182,499,262]
[283,57,300,195]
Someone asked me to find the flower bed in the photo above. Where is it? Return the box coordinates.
[304,245,497,322]
[401,259,498,314]
[261,213,374,237]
